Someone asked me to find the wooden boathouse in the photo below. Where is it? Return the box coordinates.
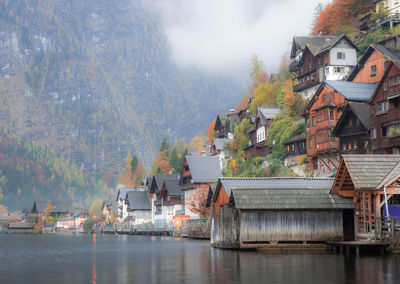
[211,178,354,249]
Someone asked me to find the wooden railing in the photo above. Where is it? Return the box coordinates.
[374,217,400,244]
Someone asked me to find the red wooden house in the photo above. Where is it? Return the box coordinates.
[302,80,377,176]
[368,61,400,154]
[331,155,400,239]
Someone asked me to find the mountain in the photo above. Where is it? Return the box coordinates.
[0,0,244,179]
[0,127,110,211]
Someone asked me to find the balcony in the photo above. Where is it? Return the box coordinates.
[293,78,320,93]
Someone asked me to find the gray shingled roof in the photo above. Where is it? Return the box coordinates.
[379,162,400,188]
[283,133,306,145]
[258,107,281,125]
[214,138,232,151]
[163,179,183,197]
[231,188,354,210]
[325,80,377,102]
[152,174,179,193]
[186,155,222,183]
[32,201,72,214]
[116,188,137,201]
[216,177,334,200]
[126,191,151,210]
[291,36,339,58]
[333,103,371,135]
[342,155,400,189]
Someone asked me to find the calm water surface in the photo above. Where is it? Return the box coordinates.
[0,234,400,284]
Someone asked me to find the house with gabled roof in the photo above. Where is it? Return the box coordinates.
[147,174,179,223]
[302,80,377,176]
[214,114,229,138]
[125,191,152,225]
[31,200,72,217]
[180,155,222,218]
[332,102,371,155]
[348,44,400,83]
[157,179,184,226]
[367,60,400,154]
[210,177,354,249]
[331,154,400,238]
[244,106,280,158]
[290,35,358,99]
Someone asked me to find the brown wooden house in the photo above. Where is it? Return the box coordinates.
[332,102,371,155]
[368,61,400,154]
[290,35,358,98]
[302,80,377,176]
[331,155,400,239]
[214,114,228,138]
[244,106,280,158]
[348,44,400,84]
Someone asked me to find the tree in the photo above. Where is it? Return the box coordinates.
[83,216,95,233]
[186,187,209,217]
[130,155,138,176]
[207,120,216,144]
[169,147,181,173]
[250,55,268,90]
[159,137,170,152]
[89,200,104,219]
[189,136,204,155]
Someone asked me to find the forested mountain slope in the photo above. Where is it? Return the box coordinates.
[0,0,243,178]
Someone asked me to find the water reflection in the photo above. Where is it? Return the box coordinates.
[0,235,399,284]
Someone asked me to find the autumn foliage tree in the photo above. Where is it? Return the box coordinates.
[207,120,216,144]
[119,153,147,187]
[186,187,209,217]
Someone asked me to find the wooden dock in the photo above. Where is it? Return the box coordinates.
[96,224,174,236]
[328,241,390,256]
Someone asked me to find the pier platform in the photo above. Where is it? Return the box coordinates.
[328,241,390,256]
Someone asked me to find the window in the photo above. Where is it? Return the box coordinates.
[329,92,334,100]
[333,66,344,73]
[384,82,388,91]
[349,119,352,127]
[377,101,389,112]
[337,52,345,60]
[371,128,377,139]
[323,110,328,121]
[312,116,316,126]
[371,65,377,77]
[323,94,327,102]
[309,138,313,149]
[315,138,317,148]
[325,67,330,74]
[330,110,334,120]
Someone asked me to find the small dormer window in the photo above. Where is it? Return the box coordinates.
[371,65,377,77]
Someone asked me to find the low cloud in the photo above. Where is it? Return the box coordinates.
[147,0,329,76]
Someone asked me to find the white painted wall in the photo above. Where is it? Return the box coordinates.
[300,84,320,99]
[256,126,265,143]
[376,0,400,15]
[329,48,357,66]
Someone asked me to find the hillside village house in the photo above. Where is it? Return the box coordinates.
[102,200,117,223]
[180,155,222,219]
[373,0,400,29]
[211,177,354,249]
[116,187,144,222]
[148,174,179,224]
[159,179,184,226]
[124,191,152,225]
[302,80,377,176]
[348,44,400,83]
[332,103,372,155]
[214,114,229,138]
[211,138,232,168]
[31,200,72,218]
[290,35,358,98]
[244,106,280,158]
[283,133,307,175]
[331,155,400,239]
[368,61,400,154]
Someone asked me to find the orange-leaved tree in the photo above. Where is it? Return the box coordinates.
[186,187,209,217]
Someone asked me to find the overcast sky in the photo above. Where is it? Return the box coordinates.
[147,0,330,76]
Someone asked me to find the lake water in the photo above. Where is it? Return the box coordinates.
[0,234,400,284]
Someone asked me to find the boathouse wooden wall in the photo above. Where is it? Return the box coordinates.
[212,206,345,248]
[240,210,344,243]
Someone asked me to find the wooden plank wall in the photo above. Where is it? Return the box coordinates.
[211,205,240,248]
[240,210,344,243]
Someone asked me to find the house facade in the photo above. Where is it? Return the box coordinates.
[369,61,400,154]
[158,179,184,227]
[125,191,152,225]
[332,103,372,155]
[180,155,222,219]
[290,35,358,98]
[244,106,280,158]
[302,80,377,176]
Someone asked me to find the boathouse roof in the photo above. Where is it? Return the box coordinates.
[214,177,334,202]
[229,187,354,210]
[340,155,400,189]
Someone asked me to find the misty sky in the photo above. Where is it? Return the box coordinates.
[148,0,330,76]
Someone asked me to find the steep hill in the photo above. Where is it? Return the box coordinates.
[0,128,110,211]
[0,0,243,178]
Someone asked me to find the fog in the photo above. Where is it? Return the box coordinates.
[147,0,330,76]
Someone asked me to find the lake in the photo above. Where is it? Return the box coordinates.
[0,234,399,283]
